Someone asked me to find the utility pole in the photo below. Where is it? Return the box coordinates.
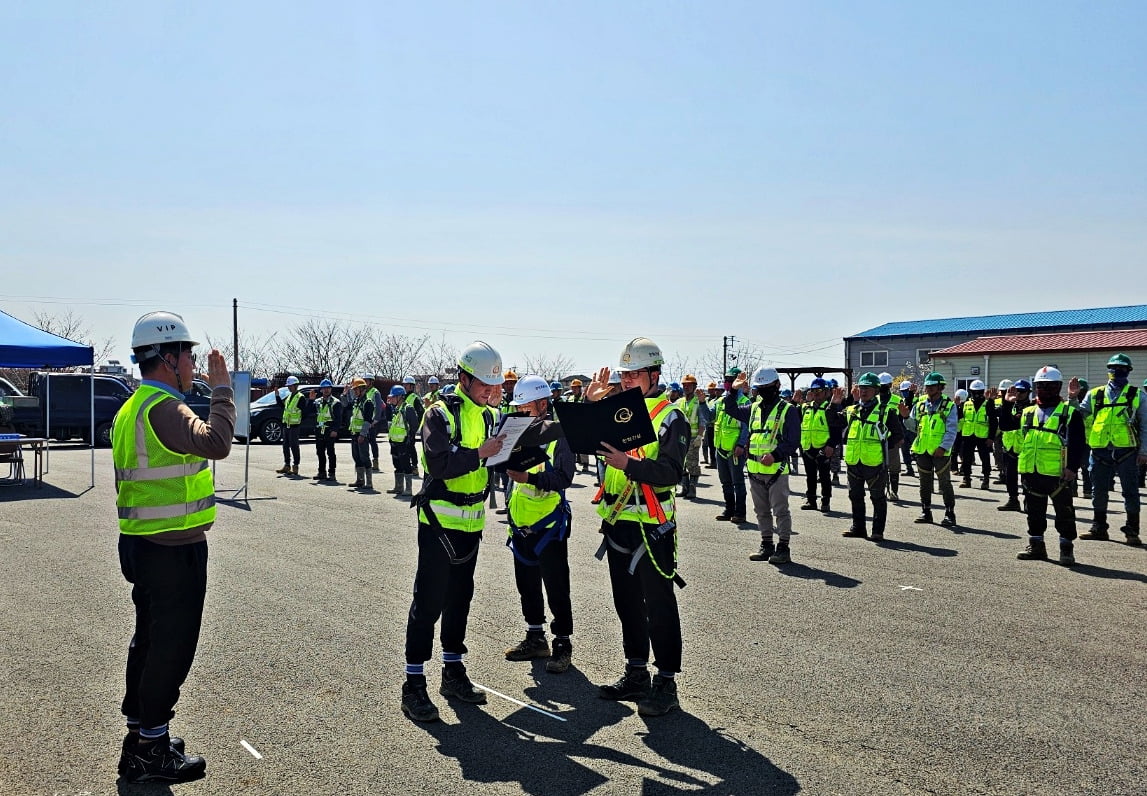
[232,298,239,372]
[723,335,737,376]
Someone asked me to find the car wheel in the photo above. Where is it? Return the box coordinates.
[259,419,284,445]
[95,421,114,448]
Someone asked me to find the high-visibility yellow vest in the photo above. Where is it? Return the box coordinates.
[422,390,440,406]
[389,404,409,443]
[1087,384,1140,449]
[112,384,215,536]
[598,398,682,525]
[800,401,831,449]
[911,396,954,456]
[315,397,334,429]
[419,391,495,532]
[845,402,886,466]
[349,399,367,433]
[747,399,791,475]
[365,388,382,426]
[508,440,560,528]
[282,391,303,426]
[1018,402,1074,477]
[681,395,702,437]
[962,400,990,439]
[713,393,748,452]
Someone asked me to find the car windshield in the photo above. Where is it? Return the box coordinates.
[252,387,289,406]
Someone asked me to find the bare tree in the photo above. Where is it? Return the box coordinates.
[522,353,577,383]
[271,320,372,384]
[33,309,115,365]
[363,331,428,382]
[417,337,461,382]
[205,330,284,380]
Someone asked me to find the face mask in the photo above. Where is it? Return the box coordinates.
[757,384,780,402]
[1034,385,1060,406]
[1109,368,1130,387]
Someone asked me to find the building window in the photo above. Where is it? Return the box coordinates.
[917,349,933,365]
[860,351,888,367]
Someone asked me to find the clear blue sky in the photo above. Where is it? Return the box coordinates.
[2,1,1144,384]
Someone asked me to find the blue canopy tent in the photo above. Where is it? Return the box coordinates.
[0,309,96,486]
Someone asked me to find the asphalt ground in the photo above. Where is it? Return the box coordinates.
[1,443,1145,796]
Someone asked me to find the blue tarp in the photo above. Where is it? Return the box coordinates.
[0,309,94,368]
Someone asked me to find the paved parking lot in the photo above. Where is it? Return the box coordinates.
[1,443,1144,795]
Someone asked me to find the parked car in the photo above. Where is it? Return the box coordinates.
[243,384,349,444]
[2,372,133,447]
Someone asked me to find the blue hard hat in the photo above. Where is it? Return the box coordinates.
[1013,379,1032,391]
[441,384,455,394]
[389,385,405,397]
[319,379,333,388]
[780,389,793,398]
[550,381,562,390]
[670,382,682,391]
[809,378,829,390]
[828,378,839,388]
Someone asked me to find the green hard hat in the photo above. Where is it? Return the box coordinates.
[857,372,881,388]
[923,371,946,386]
[725,367,742,377]
[1107,353,1133,370]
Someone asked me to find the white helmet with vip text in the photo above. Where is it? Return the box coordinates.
[617,337,664,372]
[511,375,552,406]
[1034,366,1063,383]
[130,311,198,351]
[750,367,781,388]
[458,340,504,386]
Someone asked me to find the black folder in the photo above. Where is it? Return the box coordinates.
[494,418,564,472]
[553,388,657,455]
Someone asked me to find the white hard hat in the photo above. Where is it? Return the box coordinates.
[608,371,622,384]
[970,380,986,391]
[428,376,440,385]
[617,337,664,371]
[1034,366,1063,383]
[510,375,552,406]
[998,379,1014,390]
[878,372,893,385]
[285,376,300,386]
[458,341,504,386]
[130,311,198,349]
[403,375,416,385]
[954,389,968,400]
[362,373,374,381]
[750,367,781,388]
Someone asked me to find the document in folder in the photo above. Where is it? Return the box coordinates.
[553,388,657,455]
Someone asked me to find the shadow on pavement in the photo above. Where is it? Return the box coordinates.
[117,779,175,795]
[0,481,90,501]
[1066,562,1147,583]
[948,525,1022,539]
[873,538,958,557]
[772,562,862,588]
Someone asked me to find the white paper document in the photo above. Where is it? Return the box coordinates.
[484,415,537,466]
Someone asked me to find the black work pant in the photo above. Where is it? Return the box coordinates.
[368,429,380,462]
[390,441,415,475]
[1000,449,1020,501]
[119,535,208,730]
[405,524,481,665]
[513,537,573,637]
[351,435,371,469]
[961,436,993,481]
[801,448,832,501]
[282,425,301,466]
[847,462,888,534]
[315,431,337,473]
[604,521,681,673]
[715,450,746,516]
[1022,473,1077,540]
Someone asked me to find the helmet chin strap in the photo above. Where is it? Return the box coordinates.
[163,352,186,393]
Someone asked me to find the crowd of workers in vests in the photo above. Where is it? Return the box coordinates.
[109,308,1147,783]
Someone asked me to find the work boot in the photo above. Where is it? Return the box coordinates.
[489,490,498,509]
[997,498,1022,512]
[637,674,679,717]
[402,474,413,497]
[1016,537,1048,560]
[749,538,775,561]
[327,469,337,484]
[799,497,818,511]
[685,478,698,499]
[1121,514,1142,546]
[980,478,990,490]
[504,632,550,661]
[960,476,972,489]
[119,734,185,777]
[870,529,885,541]
[439,665,487,704]
[715,511,733,521]
[914,508,933,524]
[842,525,867,538]
[313,469,327,480]
[401,681,440,722]
[597,667,651,701]
[350,467,364,489]
[546,639,573,674]
[676,476,689,497]
[363,469,374,491]
[387,473,401,494]
[275,463,290,474]
[768,541,792,564]
[119,734,206,784]
[1079,511,1109,540]
[820,498,831,514]
[940,507,957,527]
[1059,541,1077,566]
[371,458,380,473]
[730,513,747,524]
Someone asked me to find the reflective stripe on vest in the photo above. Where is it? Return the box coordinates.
[1087,384,1140,449]
[747,400,790,475]
[845,403,886,466]
[682,395,701,436]
[962,400,990,439]
[508,440,561,528]
[349,399,366,433]
[282,392,303,425]
[112,384,215,535]
[800,402,831,449]
[389,405,408,442]
[597,397,682,525]
[419,390,494,532]
[713,393,748,452]
[911,396,954,456]
[1018,402,1073,476]
[315,398,334,428]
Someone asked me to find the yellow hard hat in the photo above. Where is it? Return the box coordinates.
[571,379,583,387]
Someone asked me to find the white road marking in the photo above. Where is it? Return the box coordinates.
[898,585,923,591]
[470,681,568,722]
[240,739,264,759]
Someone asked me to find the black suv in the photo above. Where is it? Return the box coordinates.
[244,385,349,444]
